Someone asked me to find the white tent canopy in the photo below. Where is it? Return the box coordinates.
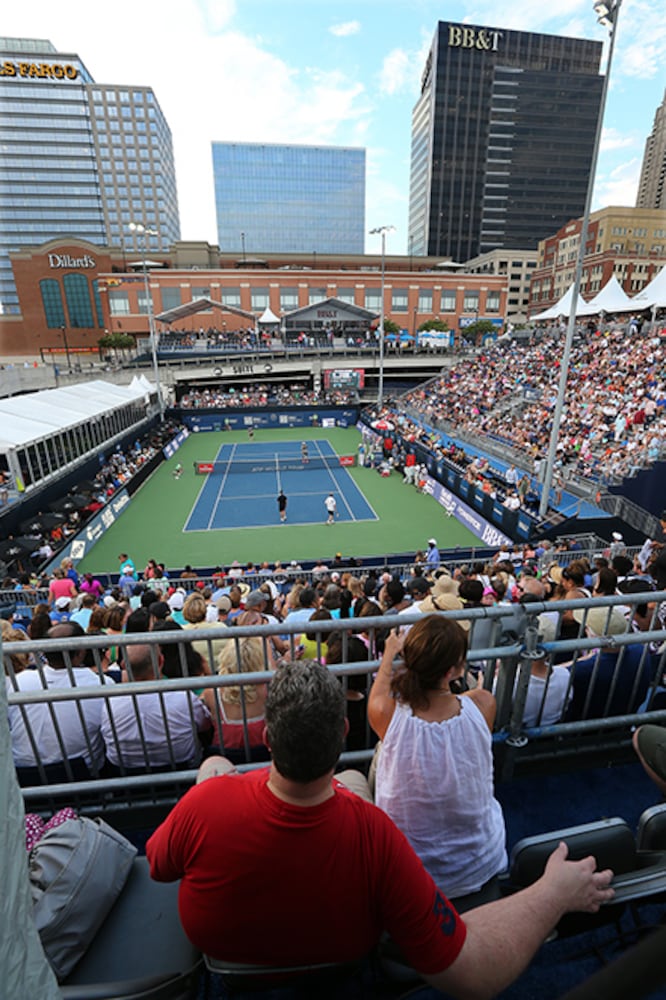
[258,306,281,324]
[577,275,635,316]
[630,265,666,310]
[530,283,589,321]
[0,380,153,449]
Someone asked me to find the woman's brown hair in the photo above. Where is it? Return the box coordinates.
[392,616,468,710]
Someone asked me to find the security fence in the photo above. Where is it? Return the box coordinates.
[4,592,665,820]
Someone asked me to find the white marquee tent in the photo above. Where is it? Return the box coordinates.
[629,265,666,310]
[577,275,635,316]
[529,284,589,322]
[0,380,153,450]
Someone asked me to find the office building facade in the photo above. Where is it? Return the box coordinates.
[636,91,666,211]
[211,142,365,255]
[0,37,179,318]
[408,22,603,261]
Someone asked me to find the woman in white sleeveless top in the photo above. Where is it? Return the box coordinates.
[369,616,507,901]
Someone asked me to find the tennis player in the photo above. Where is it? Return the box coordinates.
[325,493,337,525]
[301,441,309,465]
[277,490,288,523]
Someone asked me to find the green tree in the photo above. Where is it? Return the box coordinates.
[463,319,496,337]
[381,318,401,334]
[418,319,449,332]
[98,332,136,362]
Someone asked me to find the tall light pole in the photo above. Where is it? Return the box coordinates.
[128,221,164,422]
[241,231,246,262]
[60,323,71,371]
[538,0,621,518]
[369,225,395,409]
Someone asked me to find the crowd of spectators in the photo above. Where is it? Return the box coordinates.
[400,325,666,484]
[6,532,664,992]
[158,326,273,352]
[178,384,357,408]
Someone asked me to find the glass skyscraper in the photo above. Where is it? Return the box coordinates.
[0,37,179,315]
[408,22,603,261]
[211,142,365,254]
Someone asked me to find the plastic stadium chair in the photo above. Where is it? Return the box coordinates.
[203,954,363,997]
[503,817,666,937]
[60,856,200,999]
[637,803,666,853]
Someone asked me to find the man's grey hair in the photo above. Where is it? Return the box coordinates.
[265,660,345,783]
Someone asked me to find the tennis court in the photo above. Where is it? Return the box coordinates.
[185,440,377,531]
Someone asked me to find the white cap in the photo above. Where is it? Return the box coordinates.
[428,538,437,546]
[55,596,71,610]
[612,532,623,541]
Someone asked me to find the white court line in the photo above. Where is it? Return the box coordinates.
[206,442,236,530]
[312,440,355,521]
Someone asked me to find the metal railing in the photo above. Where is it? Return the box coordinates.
[4,593,666,815]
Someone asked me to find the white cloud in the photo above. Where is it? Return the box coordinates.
[329,20,360,37]
[378,49,412,96]
[601,127,637,152]
[593,157,641,209]
[378,31,432,98]
[461,0,586,32]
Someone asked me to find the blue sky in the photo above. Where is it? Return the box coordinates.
[5,0,665,253]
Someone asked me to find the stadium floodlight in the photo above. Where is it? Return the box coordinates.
[128,222,164,422]
[369,226,396,410]
[538,0,621,519]
[593,1,618,26]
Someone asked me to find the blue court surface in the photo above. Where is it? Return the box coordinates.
[184,440,378,532]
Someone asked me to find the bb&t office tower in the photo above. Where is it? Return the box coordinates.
[409,21,604,262]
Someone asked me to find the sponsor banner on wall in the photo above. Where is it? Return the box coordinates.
[184,409,358,432]
[425,477,512,548]
[163,428,189,460]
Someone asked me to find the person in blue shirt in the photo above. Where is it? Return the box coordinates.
[426,538,440,568]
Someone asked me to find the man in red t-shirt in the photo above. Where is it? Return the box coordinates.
[147,661,614,997]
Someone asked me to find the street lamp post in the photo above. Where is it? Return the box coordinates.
[241,232,246,262]
[60,323,71,371]
[128,221,164,421]
[369,225,395,409]
[538,0,621,519]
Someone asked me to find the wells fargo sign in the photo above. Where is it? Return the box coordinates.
[1,61,79,79]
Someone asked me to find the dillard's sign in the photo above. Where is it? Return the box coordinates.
[48,253,96,269]
[1,61,79,80]
[448,25,503,51]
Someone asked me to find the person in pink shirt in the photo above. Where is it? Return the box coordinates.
[47,568,77,607]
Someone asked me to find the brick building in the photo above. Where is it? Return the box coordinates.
[1,240,507,356]
[528,206,666,316]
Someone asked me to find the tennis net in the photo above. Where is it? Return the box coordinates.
[194,455,356,475]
